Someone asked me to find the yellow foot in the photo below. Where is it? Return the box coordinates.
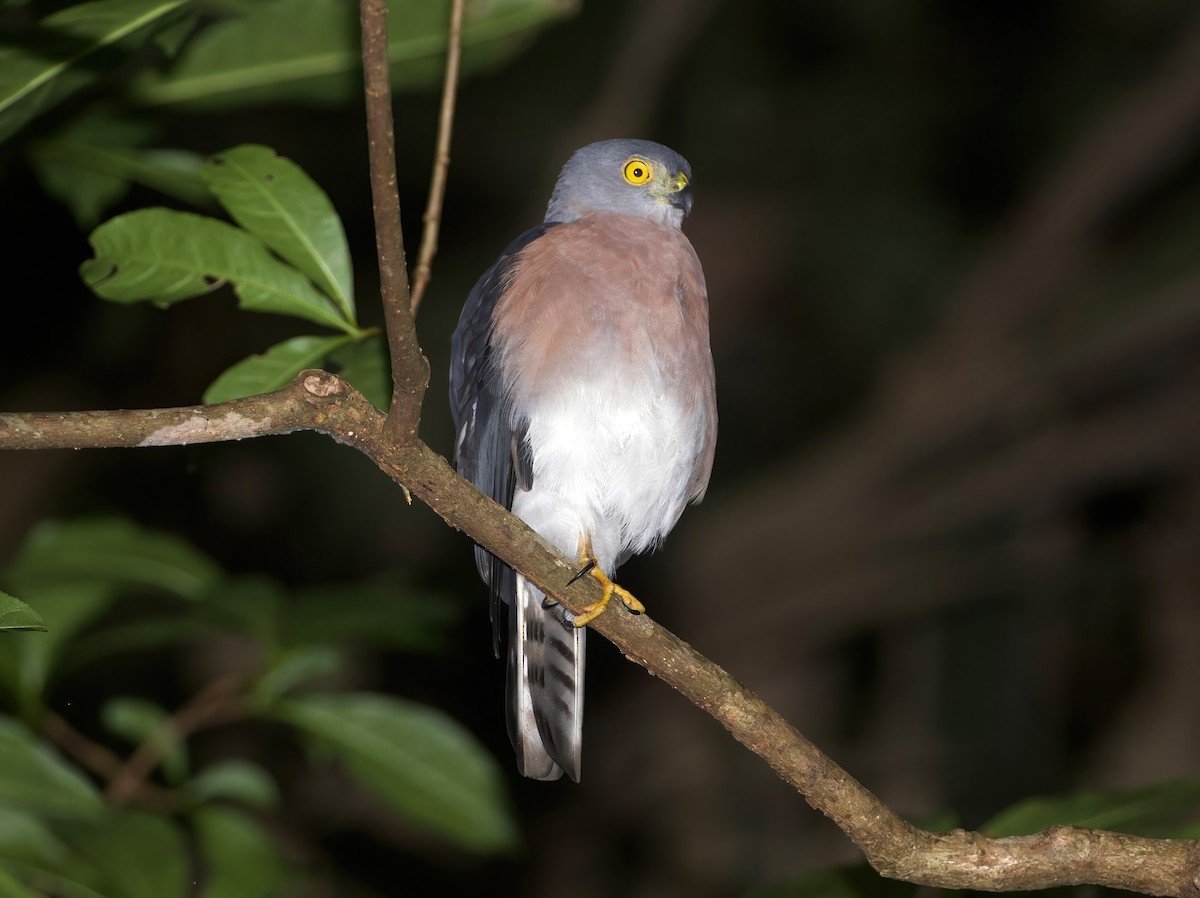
[567,551,645,627]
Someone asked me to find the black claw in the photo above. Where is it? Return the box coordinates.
[566,558,597,586]
[541,596,558,609]
[622,602,642,616]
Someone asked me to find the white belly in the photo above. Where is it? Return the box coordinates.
[510,368,701,574]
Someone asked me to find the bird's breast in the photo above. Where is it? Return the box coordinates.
[492,213,715,562]
[492,213,710,400]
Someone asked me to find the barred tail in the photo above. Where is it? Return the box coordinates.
[505,574,584,782]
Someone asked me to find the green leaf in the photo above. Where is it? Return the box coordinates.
[1175,821,1200,839]
[0,0,192,144]
[0,719,103,819]
[0,805,108,896]
[203,145,354,320]
[982,780,1200,838]
[194,807,289,898]
[0,807,75,870]
[0,865,109,898]
[100,698,188,785]
[7,518,221,601]
[283,576,457,653]
[28,110,157,227]
[58,811,187,898]
[132,0,575,108]
[1,519,219,699]
[0,593,46,633]
[276,693,516,853]
[189,761,279,809]
[0,584,114,703]
[31,142,129,230]
[329,335,391,412]
[81,209,355,333]
[0,866,41,898]
[203,334,354,404]
[32,139,209,228]
[253,646,341,703]
[153,11,199,57]
[28,107,211,226]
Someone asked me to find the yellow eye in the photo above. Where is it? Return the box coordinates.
[622,158,653,185]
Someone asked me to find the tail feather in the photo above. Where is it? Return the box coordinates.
[506,574,584,781]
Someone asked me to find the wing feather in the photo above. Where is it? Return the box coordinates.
[449,224,555,655]
[451,223,583,781]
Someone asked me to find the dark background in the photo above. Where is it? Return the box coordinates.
[3,1,1200,895]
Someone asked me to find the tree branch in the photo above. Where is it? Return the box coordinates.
[5,377,1197,895]
[359,0,429,442]
[408,0,465,317]
[106,675,248,804]
[41,712,177,812]
[0,377,340,449]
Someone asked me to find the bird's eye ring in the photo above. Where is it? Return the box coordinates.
[622,158,653,185]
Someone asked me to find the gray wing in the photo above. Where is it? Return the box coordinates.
[451,224,583,782]
[449,226,550,654]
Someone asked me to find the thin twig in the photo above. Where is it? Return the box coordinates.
[42,712,124,779]
[42,712,177,811]
[409,0,465,317]
[106,676,248,804]
[359,0,429,442]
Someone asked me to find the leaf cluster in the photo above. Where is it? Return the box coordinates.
[82,142,393,408]
[0,518,516,897]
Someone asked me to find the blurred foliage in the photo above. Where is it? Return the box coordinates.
[0,0,571,141]
[0,516,513,895]
[0,102,527,884]
[981,780,1200,840]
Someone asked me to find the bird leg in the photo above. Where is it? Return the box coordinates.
[566,538,645,627]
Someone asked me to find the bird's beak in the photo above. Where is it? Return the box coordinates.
[667,171,693,218]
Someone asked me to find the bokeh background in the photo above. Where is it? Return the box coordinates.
[3,0,1200,895]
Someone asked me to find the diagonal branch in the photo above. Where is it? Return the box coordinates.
[3,377,1198,895]
[41,712,177,811]
[106,675,249,804]
[359,0,429,442]
[409,0,465,317]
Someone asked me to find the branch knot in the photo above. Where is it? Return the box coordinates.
[301,370,345,398]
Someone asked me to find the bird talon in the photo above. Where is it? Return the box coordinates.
[566,558,597,587]
[572,601,606,628]
[570,551,644,627]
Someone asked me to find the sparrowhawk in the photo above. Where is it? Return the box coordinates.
[450,139,717,781]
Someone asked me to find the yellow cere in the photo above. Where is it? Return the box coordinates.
[622,157,653,185]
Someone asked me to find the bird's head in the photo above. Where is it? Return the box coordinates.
[545,139,694,228]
